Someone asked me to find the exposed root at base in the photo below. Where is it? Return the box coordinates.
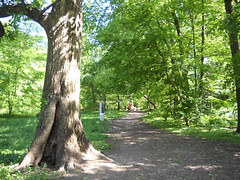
[10,144,116,174]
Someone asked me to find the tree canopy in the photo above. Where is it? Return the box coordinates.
[81,0,240,132]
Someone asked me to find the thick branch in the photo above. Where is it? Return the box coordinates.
[0,3,42,22]
[0,4,25,17]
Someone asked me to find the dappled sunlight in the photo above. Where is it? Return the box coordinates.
[234,152,240,157]
[60,112,240,179]
[0,116,38,165]
[184,165,221,171]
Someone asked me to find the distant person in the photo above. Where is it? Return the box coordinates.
[127,103,132,111]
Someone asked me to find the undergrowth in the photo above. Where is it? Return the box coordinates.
[142,112,240,144]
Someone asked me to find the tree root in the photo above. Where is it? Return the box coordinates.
[14,95,59,170]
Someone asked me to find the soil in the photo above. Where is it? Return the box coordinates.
[60,112,240,180]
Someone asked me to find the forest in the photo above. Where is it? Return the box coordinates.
[83,0,240,131]
[0,0,240,179]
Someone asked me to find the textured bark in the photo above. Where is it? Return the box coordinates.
[172,11,183,55]
[224,0,240,133]
[0,0,98,170]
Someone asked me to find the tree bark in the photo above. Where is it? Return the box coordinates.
[1,0,99,170]
[224,0,240,133]
[172,11,184,55]
[0,21,4,37]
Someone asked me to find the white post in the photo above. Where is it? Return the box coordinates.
[99,102,105,121]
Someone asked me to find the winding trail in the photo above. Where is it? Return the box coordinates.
[62,112,240,180]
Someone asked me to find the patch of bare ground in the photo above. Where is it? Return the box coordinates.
[59,112,240,180]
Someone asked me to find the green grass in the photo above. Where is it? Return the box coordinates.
[142,114,240,144]
[0,115,39,166]
[0,115,43,180]
[0,110,127,180]
[105,110,127,120]
[82,110,127,152]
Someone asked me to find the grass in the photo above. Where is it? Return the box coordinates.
[142,114,240,144]
[82,110,127,152]
[0,110,127,180]
[0,115,38,166]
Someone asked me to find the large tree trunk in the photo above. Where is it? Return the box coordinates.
[224,0,240,133]
[17,0,99,170]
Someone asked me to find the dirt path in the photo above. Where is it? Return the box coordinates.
[62,112,240,180]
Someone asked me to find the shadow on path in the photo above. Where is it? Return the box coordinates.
[61,112,240,180]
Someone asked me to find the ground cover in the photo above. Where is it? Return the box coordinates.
[142,113,240,144]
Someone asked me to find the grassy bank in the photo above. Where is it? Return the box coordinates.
[82,110,127,151]
[0,110,127,180]
[142,113,240,144]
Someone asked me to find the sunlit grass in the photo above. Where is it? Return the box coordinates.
[178,127,240,144]
[0,115,38,166]
[142,114,240,144]
[82,110,127,151]
[105,110,127,120]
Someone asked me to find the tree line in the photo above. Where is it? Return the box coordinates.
[82,0,240,132]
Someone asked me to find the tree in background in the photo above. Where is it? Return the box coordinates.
[0,25,46,115]
[224,0,240,133]
[91,0,237,129]
[0,0,98,170]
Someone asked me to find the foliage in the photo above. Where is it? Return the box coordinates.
[80,0,239,131]
[0,24,46,115]
[142,112,240,144]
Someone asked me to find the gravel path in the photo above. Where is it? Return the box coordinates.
[62,112,240,180]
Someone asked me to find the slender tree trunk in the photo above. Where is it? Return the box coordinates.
[17,0,100,170]
[143,95,157,109]
[190,13,197,91]
[172,10,192,122]
[172,11,183,55]
[7,92,12,115]
[199,0,205,94]
[224,0,240,133]
[117,95,121,110]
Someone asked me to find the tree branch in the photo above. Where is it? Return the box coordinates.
[0,4,24,17]
[0,3,42,22]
